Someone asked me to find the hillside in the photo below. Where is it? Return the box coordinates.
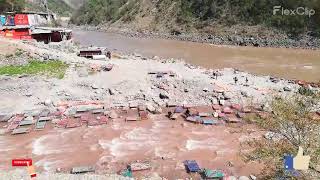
[0,0,74,16]
[25,0,73,16]
[70,0,320,40]
[61,0,86,9]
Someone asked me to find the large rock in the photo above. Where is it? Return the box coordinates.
[0,114,13,122]
[250,175,257,180]
[109,110,118,119]
[211,97,219,105]
[108,88,116,95]
[44,99,52,106]
[228,176,237,180]
[91,84,99,90]
[239,176,250,180]
[264,132,284,141]
[159,92,169,99]
[219,99,225,106]
[283,86,292,92]
[223,91,233,100]
[146,104,156,113]
[155,107,163,114]
[262,103,272,112]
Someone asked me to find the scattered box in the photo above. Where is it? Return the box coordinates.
[12,128,30,135]
[38,117,52,122]
[183,160,200,173]
[130,161,151,171]
[92,109,104,114]
[35,121,46,130]
[202,119,219,125]
[19,120,33,126]
[71,166,95,174]
[199,112,210,117]
[125,116,140,122]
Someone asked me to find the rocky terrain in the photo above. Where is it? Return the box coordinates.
[73,25,320,50]
[0,37,319,179]
[1,38,318,115]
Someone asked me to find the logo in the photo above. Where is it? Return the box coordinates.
[12,159,33,166]
[12,158,37,178]
[284,146,310,171]
[273,6,315,17]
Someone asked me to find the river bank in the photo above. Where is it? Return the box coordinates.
[72,25,320,50]
[72,30,320,82]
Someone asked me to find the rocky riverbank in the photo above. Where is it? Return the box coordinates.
[0,37,319,179]
[1,37,319,115]
[72,25,320,50]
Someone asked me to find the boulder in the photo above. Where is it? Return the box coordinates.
[250,175,257,180]
[44,99,52,106]
[146,104,156,113]
[25,91,33,97]
[264,132,283,141]
[223,92,233,100]
[283,86,292,92]
[108,88,116,95]
[262,103,272,112]
[239,176,250,180]
[159,92,169,99]
[91,84,99,89]
[109,110,118,119]
[155,107,163,114]
[241,91,248,97]
[203,88,209,92]
[211,97,219,105]
[0,114,13,122]
[219,99,225,106]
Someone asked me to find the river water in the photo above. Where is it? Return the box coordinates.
[73,30,320,82]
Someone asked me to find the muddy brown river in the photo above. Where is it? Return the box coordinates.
[73,30,320,82]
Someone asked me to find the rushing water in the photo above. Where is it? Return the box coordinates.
[73,30,320,82]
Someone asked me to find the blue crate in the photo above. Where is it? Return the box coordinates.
[183,160,200,173]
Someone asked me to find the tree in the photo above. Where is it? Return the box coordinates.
[0,0,25,12]
[248,94,320,179]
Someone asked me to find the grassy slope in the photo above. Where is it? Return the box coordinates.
[0,60,69,79]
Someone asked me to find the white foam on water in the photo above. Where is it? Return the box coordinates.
[98,128,158,158]
[303,65,313,69]
[111,123,122,130]
[90,144,99,151]
[99,138,145,157]
[185,138,224,151]
[32,134,72,155]
[150,120,170,133]
[0,137,14,152]
[154,147,176,159]
[191,130,213,135]
[124,127,154,141]
[216,148,236,156]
